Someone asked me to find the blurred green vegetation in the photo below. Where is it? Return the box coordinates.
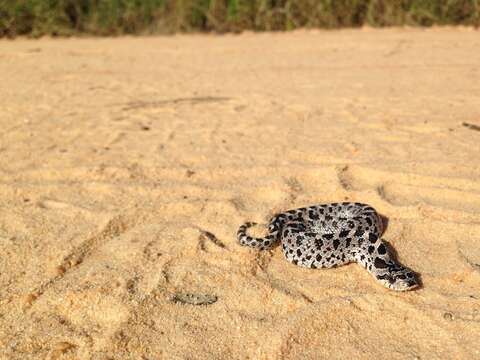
[1,0,479,37]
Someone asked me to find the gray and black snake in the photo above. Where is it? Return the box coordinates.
[237,202,418,291]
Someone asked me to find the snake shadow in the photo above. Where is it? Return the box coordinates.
[378,213,423,290]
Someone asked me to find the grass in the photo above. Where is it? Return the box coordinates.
[1,0,479,37]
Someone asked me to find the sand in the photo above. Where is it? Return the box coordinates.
[0,27,480,359]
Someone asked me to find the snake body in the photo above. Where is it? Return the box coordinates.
[237,202,418,291]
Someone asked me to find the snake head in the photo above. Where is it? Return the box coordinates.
[377,267,419,291]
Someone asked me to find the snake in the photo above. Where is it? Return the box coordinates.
[237,202,418,291]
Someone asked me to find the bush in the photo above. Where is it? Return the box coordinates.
[0,0,479,37]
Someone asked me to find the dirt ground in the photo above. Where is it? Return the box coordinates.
[1,27,480,359]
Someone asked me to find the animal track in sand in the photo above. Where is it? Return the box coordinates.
[197,229,227,251]
[121,96,231,111]
[462,122,480,132]
[284,177,303,204]
[337,165,480,215]
[24,213,138,308]
[281,295,471,359]
[36,198,93,215]
[457,237,480,274]
[337,164,480,277]
[378,183,480,213]
[37,199,72,209]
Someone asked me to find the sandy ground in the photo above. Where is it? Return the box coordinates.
[1,27,480,359]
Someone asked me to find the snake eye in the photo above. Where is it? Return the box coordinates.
[404,271,416,281]
[407,279,417,287]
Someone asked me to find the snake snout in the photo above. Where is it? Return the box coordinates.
[392,270,419,291]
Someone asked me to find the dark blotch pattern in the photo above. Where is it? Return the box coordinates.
[378,243,387,255]
[333,239,340,250]
[374,257,389,269]
[368,233,378,243]
[339,229,350,238]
